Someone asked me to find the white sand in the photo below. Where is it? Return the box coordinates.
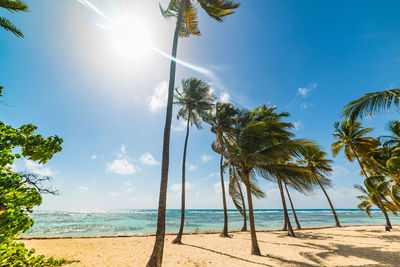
[22,225,400,266]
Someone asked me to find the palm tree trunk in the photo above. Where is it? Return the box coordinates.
[376,193,392,229]
[237,179,247,231]
[244,171,261,255]
[220,153,229,237]
[172,118,190,244]
[278,178,295,237]
[146,6,184,267]
[353,151,392,229]
[318,181,341,227]
[285,183,301,230]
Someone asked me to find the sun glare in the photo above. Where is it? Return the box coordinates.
[109,17,152,59]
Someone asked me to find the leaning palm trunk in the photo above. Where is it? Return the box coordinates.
[318,180,341,227]
[376,193,392,229]
[237,178,247,231]
[220,153,229,237]
[173,117,191,244]
[285,183,301,230]
[278,178,295,237]
[353,152,392,229]
[146,6,184,267]
[244,172,261,255]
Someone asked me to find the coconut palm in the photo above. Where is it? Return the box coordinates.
[343,88,400,121]
[207,102,238,237]
[149,1,239,265]
[228,164,265,231]
[355,176,398,229]
[270,160,314,237]
[332,121,380,178]
[0,0,29,37]
[284,183,301,229]
[226,106,310,255]
[172,78,215,244]
[299,146,340,227]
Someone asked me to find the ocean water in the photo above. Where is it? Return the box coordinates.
[22,209,400,238]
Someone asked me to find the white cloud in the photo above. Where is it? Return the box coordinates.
[201,154,213,163]
[108,191,120,197]
[106,145,136,175]
[148,81,168,112]
[172,120,186,132]
[293,121,303,130]
[220,92,230,103]
[126,188,134,193]
[125,181,132,186]
[206,172,219,180]
[76,185,89,192]
[24,160,53,176]
[188,164,198,171]
[297,83,317,98]
[91,155,97,159]
[170,182,195,193]
[213,181,229,194]
[139,152,160,166]
[331,165,350,178]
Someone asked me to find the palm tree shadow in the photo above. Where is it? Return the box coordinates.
[301,243,400,266]
[182,243,316,267]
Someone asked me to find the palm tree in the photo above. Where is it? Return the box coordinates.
[284,183,301,230]
[0,0,29,37]
[228,164,265,231]
[226,106,309,255]
[343,88,400,121]
[148,1,239,266]
[299,146,341,227]
[332,121,379,178]
[355,176,397,229]
[207,102,238,237]
[172,78,215,244]
[271,160,314,237]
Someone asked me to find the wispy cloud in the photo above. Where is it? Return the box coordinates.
[220,91,230,103]
[148,81,168,113]
[108,191,120,197]
[297,83,317,98]
[106,145,136,175]
[201,154,213,163]
[172,120,186,132]
[24,160,54,176]
[139,152,160,166]
[188,164,198,171]
[293,121,303,130]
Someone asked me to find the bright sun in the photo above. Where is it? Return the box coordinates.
[109,17,152,59]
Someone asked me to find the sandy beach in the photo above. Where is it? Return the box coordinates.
[21,225,400,266]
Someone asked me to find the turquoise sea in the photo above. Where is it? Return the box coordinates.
[23,209,400,238]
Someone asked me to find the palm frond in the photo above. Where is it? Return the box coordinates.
[343,88,400,121]
[0,0,29,12]
[0,16,23,37]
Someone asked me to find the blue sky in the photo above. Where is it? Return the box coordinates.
[1,0,400,210]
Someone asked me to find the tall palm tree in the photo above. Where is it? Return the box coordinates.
[343,88,400,121]
[207,102,238,237]
[149,1,239,266]
[0,0,29,37]
[172,78,215,244]
[226,106,309,255]
[299,146,340,227]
